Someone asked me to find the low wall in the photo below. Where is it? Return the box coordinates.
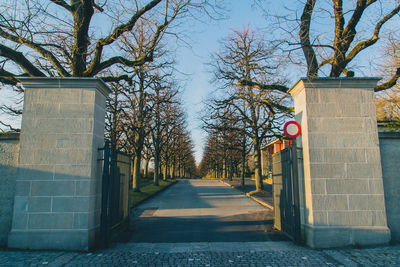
[379,132,400,242]
[272,152,282,231]
[0,133,20,247]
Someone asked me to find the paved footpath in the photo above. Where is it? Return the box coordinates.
[128,179,284,242]
[1,241,399,266]
[1,179,399,266]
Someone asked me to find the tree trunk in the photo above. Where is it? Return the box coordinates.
[241,135,246,187]
[144,159,149,178]
[253,136,264,191]
[229,155,233,181]
[163,165,167,181]
[132,155,141,192]
[153,153,159,186]
[171,161,175,179]
[223,150,227,179]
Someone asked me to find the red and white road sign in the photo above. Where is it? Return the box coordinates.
[283,121,301,139]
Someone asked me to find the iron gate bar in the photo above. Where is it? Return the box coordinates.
[291,139,301,243]
[100,140,110,248]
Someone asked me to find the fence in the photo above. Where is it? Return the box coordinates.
[98,140,131,247]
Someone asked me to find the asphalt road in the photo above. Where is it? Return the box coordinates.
[126,179,287,243]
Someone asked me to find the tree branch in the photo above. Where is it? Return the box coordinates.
[345,4,400,65]
[87,0,163,74]
[0,43,46,77]
[0,28,70,77]
[300,0,318,77]
[375,67,400,92]
[238,80,289,93]
[49,0,73,12]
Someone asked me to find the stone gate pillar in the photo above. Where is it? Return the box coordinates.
[289,77,390,248]
[8,77,111,251]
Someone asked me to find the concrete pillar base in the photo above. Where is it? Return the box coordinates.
[8,229,97,251]
[303,224,390,248]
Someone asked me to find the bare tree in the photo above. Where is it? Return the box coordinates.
[210,26,292,192]
[148,75,178,185]
[265,0,400,90]
[0,0,218,84]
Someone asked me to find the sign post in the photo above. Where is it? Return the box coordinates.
[283,120,302,243]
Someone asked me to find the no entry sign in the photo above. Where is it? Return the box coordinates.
[284,121,301,139]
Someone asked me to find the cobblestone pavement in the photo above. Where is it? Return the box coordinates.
[1,242,399,266]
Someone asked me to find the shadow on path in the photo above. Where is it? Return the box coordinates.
[122,179,287,243]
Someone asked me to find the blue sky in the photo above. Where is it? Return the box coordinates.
[0,0,396,165]
[176,1,269,164]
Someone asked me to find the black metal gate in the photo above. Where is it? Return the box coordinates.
[98,140,131,247]
[272,141,302,243]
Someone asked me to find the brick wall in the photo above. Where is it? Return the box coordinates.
[0,133,20,246]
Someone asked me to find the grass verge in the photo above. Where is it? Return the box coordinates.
[129,179,176,208]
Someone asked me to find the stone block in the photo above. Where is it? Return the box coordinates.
[52,181,76,196]
[338,104,362,117]
[14,181,30,197]
[369,179,384,194]
[11,213,28,229]
[324,148,366,163]
[73,197,91,212]
[310,179,326,194]
[81,90,95,104]
[348,195,385,211]
[321,118,365,133]
[28,197,51,212]
[68,118,94,134]
[307,103,338,118]
[313,195,348,211]
[28,214,52,229]
[327,211,351,225]
[365,148,381,163]
[54,149,92,165]
[346,163,381,178]
[361,102,378,117]
[309,149,325,163]
[32,103,60,116]
[350,211,387,227]
[326,179,369,194]
[28,213,73,229]
[54,164,92,179]
[313,211,328,225]
[52,197,74,212]
[31,180,76,196]
[325,133,366,148]
[308,133,327,147]
[31,181,52,196]
[55,134,93,149]
[305,88,320,103]
[18,165,55,181]
[310,163,346,178]
[73,213,89,229]
[59,103,95,117]
[75,180,92,196]
[13,197,29,212]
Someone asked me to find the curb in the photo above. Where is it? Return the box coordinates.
[218,179,274,211]
[245,193,274,210]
